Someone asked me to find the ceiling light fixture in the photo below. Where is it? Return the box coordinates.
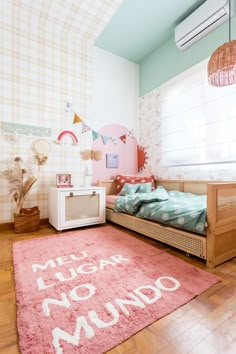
[207,0,236,86]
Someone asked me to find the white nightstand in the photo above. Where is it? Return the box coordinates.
[49,186,105,231]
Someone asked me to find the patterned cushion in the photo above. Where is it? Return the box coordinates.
[119,183,140,196]
[116,174,155,195]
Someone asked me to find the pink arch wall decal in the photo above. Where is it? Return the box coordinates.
[56,131,79,145]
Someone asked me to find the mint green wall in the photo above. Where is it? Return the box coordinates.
[140,14,236,97]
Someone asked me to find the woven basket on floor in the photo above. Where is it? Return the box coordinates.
[14,208,40,233]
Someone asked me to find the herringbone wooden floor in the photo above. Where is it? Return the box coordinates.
[0,222,235,354]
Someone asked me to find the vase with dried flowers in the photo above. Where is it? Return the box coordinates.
[3,157,40,232]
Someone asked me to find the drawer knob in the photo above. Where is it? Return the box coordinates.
[70,192,74,197]
[92,191,96,196]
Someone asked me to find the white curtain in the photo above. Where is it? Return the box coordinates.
[159,60,236,167]
[139,58,236,180]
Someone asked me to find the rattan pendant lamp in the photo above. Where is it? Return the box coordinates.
[208,0,236,86]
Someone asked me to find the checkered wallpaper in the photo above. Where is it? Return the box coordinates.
[0,0,122,223]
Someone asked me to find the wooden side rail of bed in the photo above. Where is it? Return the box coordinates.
[97,179,236,268]
[207,182,236,268]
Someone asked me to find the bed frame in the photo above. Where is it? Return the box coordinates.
[97,179,236,268]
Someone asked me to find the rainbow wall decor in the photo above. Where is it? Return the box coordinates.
[55,131,79,145]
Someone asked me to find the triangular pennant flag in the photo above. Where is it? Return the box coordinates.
[73,113,83,124]
[92,130,100,141]
[101,135,110,145]
[120,134,127,144]
[82,123,91,133]
[111,137,118,145]
[127,130,135,138]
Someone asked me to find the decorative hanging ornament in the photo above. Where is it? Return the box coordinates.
[101,135,110,145]
[73,113,83,124]
[34,139,51,165]
[120,134,126,144]
[137,145,148,172]
[92,130,100,141]
[208,40,236,86]
[208,0,236,87]
[80,150,102,161]
[82,124,91,133]
[111,137,118,145]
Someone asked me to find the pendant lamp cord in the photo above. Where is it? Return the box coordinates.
[229,0,231,41]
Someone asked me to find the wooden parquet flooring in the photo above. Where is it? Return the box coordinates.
[0,222,235,354]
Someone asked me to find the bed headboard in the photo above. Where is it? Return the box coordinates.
[97,180,117,195]
[97,179,209,195]
[155,180,208,195]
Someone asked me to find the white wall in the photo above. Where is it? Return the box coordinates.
[90,47,139,134]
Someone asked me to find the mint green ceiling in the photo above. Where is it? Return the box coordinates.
[96,0,206,63]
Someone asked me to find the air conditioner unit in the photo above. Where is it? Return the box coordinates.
[175,0,234,50]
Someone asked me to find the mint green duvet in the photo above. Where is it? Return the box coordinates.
[113,187,207,235]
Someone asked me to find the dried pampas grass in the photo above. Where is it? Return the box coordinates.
[3,157,37,214]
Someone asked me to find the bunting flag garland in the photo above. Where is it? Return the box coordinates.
[126,130,135,138]
[73,113,83,124]
[92,130,100,141]
[73,113,135,146]
[101,135,110,145]
[111,137,118,145]
[82,123,91,133]
[120,135,126,144]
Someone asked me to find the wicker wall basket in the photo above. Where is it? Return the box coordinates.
[14,207,40,233]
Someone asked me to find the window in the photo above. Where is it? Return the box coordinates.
[159,60,236,167]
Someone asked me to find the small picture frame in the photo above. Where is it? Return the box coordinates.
[106,154,119,168]
[56,174,73,188]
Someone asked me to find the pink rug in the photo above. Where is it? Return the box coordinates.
[13,225,219,354]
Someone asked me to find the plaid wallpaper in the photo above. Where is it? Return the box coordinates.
[0,0,122,223]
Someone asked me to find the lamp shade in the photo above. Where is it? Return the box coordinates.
[207,40,236,86]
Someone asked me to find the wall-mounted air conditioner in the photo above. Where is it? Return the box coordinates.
[175,0,234,50]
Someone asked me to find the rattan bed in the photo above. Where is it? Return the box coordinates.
[97,179,236,268]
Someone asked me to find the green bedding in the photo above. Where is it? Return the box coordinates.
[113,187,207,235]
